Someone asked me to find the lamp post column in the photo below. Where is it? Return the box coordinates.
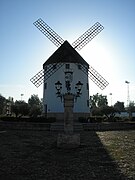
[55,79,83,148]
[64,93,74,134]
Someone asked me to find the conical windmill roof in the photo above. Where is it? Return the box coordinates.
[43,41,89,68]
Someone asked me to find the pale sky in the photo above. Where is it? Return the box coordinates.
[0,0,135,106]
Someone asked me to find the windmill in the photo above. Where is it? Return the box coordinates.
[30,18,109,119]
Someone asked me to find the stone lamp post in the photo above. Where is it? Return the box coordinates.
[55,71,83,148]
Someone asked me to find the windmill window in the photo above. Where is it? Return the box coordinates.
[78,64,81,70]
[44,83,47,89]
[87,83,89,90]
[87,100,89,107]
[44,66,47,71]
[86,67,88,73]
[44,104,47,113]
[65,64,70,69]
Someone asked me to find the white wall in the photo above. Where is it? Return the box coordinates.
[43,63,90,113]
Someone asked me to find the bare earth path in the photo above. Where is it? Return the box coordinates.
[0,130,135,180]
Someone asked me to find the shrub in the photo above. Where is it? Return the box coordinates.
[131,117,135,121]
[78,117,87,123]
[46,117,56,123]
[0,116,56,123]
[0,116,17,122]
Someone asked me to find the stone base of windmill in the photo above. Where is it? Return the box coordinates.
[57,133,80,149]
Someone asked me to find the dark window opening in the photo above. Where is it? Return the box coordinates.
[65,64,70,69]
[44,66,47,71]
[78,64,81,69]
[87,100,89,107]
[87,83,89,90]
[44,83,47,89]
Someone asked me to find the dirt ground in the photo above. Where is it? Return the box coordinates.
[0,130,135,180]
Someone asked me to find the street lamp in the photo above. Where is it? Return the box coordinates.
[21,94,24,101]
[55,80,83,100]
[55,78,83,148]
[75,81,83,96]
[55,81,62,95]
[109,93,112,106]
[125,81,130,107]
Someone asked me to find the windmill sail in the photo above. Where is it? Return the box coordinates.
[31,18,108,90]
[30,63,64,87]
[33,18,64,47]
[72,22,104,51]
[76,63,109,90]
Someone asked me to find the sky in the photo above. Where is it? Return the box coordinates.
[0,0,135,106]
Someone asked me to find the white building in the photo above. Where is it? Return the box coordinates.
[43,41,90,120]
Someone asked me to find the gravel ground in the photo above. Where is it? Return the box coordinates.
[0,130,134,180]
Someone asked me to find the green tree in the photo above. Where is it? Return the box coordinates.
[114,101,125,112]
[101,106,117,120]
[28,94,41,106]
[0,94,6,115]
[91,105,117,120]
[29,104,42,118]
[28,94,42,117]
[90,93,108,117]
[11,100,29,117]
[127,101,135,120]
[11,104,19,117]
[90,93,108,108]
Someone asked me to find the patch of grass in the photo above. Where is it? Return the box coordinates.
[97,131,135,179]
[0,130,134,179]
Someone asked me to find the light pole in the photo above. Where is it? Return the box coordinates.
[55,80,83,102]
[109,93,112,106]
[55,70,83,148]
[21,94,24,101]
[125,81,130,107]
[55,68,83,102]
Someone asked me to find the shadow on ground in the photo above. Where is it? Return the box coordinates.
[0,130,131,180]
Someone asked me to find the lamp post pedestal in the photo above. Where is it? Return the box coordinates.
[57,93,80,148]
[64,93,74,134]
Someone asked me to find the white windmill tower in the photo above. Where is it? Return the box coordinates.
[30,18,109,120]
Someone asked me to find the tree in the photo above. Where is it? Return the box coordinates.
[19,101,29,116]
[11,104,19,117]
[90,93,108,117]
[28,94,42,117]
[28,94,41,106]
[0,94,6,115]
[29,104,42,118]
[127,101,135,120]
[101,106,117,120]
[11,100,29,117]
[90,93,108,108]
[114,101,125,112]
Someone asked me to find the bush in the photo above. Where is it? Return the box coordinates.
[88,116,104,123]
[47,117,56,123]
[0,116,56,123]
[95,116,104,123]
[78,117,87,123]
[78,116,105,123]
[131,117,135,121]
[114,116,123,122]
[0,116,18,122]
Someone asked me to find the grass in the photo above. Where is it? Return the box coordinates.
[0,129,134,179]
[97,131,135,179]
